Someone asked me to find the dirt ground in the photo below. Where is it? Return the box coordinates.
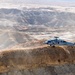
[0,45,75,73]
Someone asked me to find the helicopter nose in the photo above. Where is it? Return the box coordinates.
[74,43,75,45]
[44,41,48,44]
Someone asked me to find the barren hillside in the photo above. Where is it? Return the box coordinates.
[0,45,75,75]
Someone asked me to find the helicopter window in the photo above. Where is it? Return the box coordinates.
[48,41,51,42]
[60,40,66,43]
[62,41,66,42]
[57,42,59,44]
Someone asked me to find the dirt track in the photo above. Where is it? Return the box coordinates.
[0,45,75,73]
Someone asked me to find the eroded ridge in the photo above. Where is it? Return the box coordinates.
[0,46,75,73]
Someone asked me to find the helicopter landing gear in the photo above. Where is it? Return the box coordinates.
[50,45,55,48]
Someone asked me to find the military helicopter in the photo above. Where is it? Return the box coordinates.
[44,37,75,47]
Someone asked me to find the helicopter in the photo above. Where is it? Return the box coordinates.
[44,37,75,47]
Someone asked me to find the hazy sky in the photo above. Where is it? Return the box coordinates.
[0,0,75,3]
[0,0,75,6]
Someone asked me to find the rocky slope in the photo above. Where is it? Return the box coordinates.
[0,46,75,75]
[0,30,39,50]
[0,6,75,29]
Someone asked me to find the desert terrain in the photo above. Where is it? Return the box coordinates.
[0,4,75,75]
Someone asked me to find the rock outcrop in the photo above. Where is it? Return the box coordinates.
[0,46,75,75]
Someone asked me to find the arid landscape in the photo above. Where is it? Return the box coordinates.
[0,4,75,75]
